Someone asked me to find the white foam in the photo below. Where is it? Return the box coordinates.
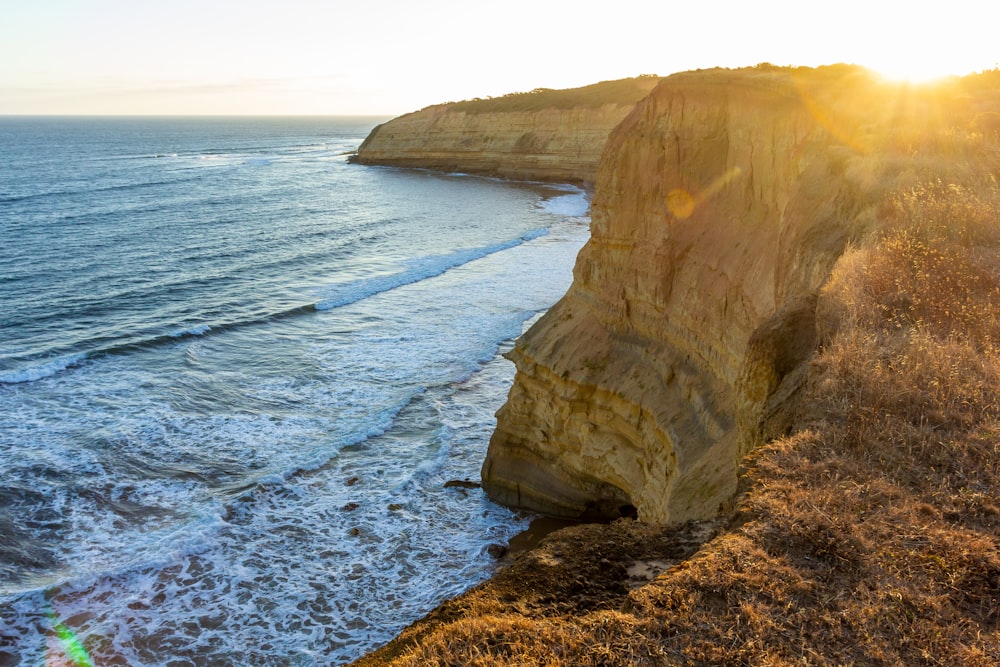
[538,188,591,217]
[170,324,211,338]
[0,353,87,384]
[315,230,548,311]
[0,316,566,665]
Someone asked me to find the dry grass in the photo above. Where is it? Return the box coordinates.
[823,182,1000,345]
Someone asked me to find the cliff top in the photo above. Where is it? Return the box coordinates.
[430,75,662,114]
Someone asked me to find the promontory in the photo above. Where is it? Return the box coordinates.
[352,65,1000,665]
[349,76,661,184]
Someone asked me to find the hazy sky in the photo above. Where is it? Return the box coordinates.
[2,0,997,116]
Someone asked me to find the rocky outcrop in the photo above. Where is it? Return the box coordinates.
[350,78,661,184]
[482,65,973,524]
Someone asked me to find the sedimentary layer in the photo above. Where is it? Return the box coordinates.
[482,65,984,524]
[350,77,661,184]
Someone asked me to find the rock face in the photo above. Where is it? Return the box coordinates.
[482,66,929,524]
[351,78,661,184]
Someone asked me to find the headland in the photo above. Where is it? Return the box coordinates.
[351,65,1000,665]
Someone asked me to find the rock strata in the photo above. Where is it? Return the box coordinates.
[482,65,939,524]
[351,77,661,184]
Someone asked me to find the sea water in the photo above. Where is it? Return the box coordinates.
[0,117,589,666]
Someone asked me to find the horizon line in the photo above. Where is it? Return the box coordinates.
[0,112,398,119]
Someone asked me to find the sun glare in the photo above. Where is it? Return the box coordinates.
[873,58,964,85]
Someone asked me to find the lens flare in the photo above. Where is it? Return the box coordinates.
[667,166,744,220]
[667,188,696,219]
[45,607,94,667]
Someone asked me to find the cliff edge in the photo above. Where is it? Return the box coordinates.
[350,77,661,184]
[481,65,998,524]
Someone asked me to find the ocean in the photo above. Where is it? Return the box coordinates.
[0,116,589,666]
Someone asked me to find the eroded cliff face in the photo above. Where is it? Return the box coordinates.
[352,78,661,184]
[482,66,950,524]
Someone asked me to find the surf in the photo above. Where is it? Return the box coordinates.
[0,116,590,665]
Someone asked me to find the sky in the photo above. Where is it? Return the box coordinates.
[1,0,998,116]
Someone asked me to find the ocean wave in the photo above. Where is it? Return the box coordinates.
[0,354,87,385]
[85,142,339,167]
[169,324,211,338]
[538,187,591,217]
[194,143,314,156]
[0,385,420,600]
[0,304,321,386]
[316,229,548,311]
[0,175,203,205]
[0,228,556,386]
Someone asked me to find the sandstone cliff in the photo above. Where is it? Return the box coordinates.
[481,65,992,524]
[351,66,1000,666]
[350,77,661,184]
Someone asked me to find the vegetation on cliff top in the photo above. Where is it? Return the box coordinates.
[445,76,661,114]
[352,67,1000,666]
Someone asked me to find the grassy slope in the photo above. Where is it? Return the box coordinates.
[353,70,1000,666]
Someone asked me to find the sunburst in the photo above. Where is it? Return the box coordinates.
[871,56,965,85]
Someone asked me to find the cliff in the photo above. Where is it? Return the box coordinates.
[481,64,996,524]
[353,66,1000,666]
[350,77,661,184]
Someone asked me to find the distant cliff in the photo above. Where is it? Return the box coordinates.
[481,65,996,524]
[350,77,661,184]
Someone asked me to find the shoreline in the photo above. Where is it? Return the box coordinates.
[350,515,726,666]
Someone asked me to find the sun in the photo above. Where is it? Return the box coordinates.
[871,56,965,85]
